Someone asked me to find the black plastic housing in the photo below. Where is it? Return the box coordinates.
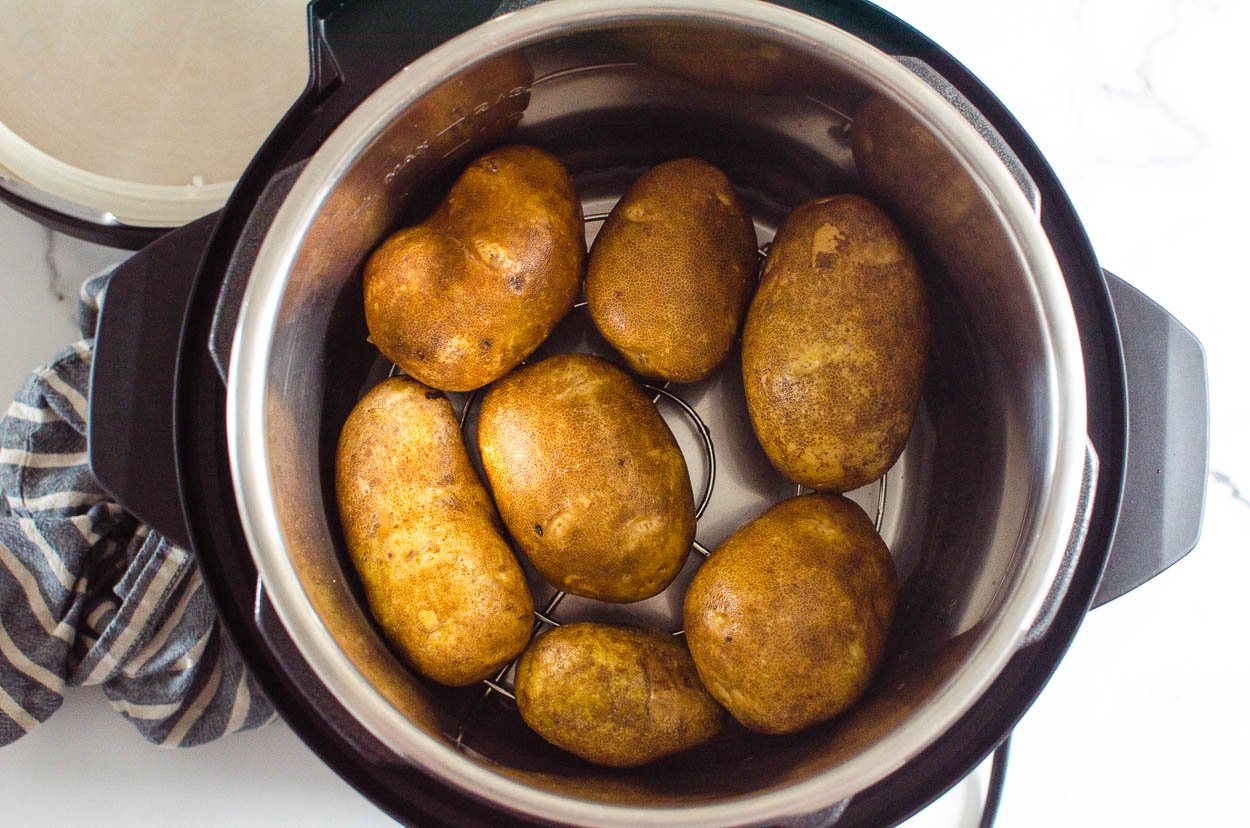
[82,1,1192,826]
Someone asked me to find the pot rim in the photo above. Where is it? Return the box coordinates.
[226,1,1088,824]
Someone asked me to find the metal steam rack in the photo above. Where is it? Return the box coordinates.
[378,208,892,748]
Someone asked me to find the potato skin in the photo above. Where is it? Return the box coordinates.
[742,194,928,491]
[617,28,828,96]
[851,96,981,234]
[335,377,533,686]
[587,159,758,382]
[683,494,896,734]
[478,354,695,603]
[364,145,584,392]
[515,623,724,767]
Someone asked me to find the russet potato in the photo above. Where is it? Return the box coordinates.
[478,353,695,603]
[587,158,758,382]
[364,144,584,392]
[617,27,829,96]
[683,494,897,735]
[515,622,724,767]
[742,193,928,491]
[335,377,533,686]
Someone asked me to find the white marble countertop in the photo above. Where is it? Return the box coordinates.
[0,1,1245,825]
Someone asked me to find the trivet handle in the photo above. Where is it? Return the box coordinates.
[1093,272,1208,606]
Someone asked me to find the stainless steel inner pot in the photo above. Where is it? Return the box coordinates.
[227,1,1089,824]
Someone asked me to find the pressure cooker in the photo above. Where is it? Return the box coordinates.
[15,1,1205,825]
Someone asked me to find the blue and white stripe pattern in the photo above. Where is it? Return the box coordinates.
[0,273,273,747]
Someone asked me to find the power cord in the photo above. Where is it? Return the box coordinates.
[978,735,1012,828]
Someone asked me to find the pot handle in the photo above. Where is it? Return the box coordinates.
[208,161,307,382]
[1092,272,1208,606]
[87,213,220,550]
[307,0,503,111]
[1021,439,1098,648]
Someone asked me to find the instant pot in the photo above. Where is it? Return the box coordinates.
[7,1,1205,825]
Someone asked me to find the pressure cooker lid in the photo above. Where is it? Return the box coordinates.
[0,0,308,237]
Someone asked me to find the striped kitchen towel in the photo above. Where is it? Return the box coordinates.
[0,271,274,747]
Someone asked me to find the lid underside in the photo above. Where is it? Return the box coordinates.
[0,1,309,228]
